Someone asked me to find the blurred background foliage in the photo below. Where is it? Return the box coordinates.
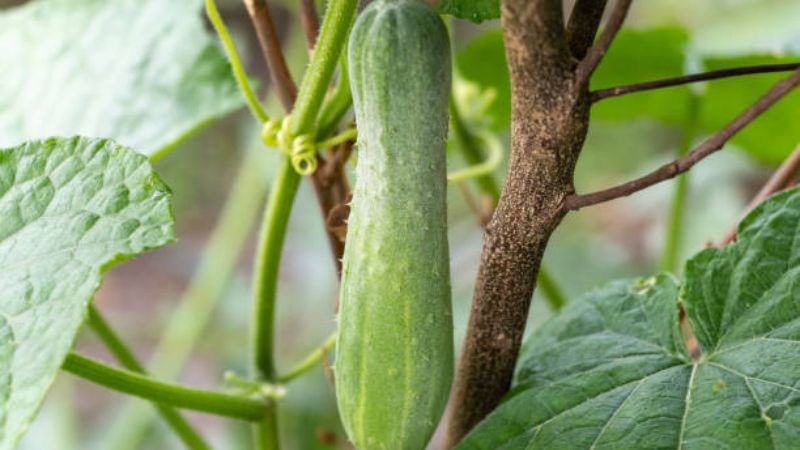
[1,0,798,448]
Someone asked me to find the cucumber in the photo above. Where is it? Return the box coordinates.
[334,1,453,449]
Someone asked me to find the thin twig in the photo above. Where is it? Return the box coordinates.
[715,143,800,246]
[299,0,320,50]
[244,0,298,111]
[566,0,609,59]
[592,62,800,102]
[574,0,632,90]
[565,69,800,211]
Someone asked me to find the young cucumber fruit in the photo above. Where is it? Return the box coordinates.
[335,0,453,449]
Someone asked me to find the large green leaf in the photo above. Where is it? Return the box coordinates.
[0,0,243,159]
[437,0,499,22]
[459,187,800,449]
[0,137,175,449]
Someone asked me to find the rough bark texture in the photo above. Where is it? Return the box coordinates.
[445,0,592,446]
[566,0,608,59]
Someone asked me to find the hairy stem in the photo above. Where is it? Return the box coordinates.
[63,353,267,421]
[248,1,358,448]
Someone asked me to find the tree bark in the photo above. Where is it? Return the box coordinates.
[445,0,592,445]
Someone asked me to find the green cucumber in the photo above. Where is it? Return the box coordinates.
[335,0,453,449]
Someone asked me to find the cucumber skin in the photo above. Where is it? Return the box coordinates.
[335,1,453,449]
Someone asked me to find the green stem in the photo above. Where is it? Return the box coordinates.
[316,49,353,139]
[248,2,357,448]
[289,0,358,136]
[206,0,270,122]
[87,307,210,450]
[277,333,337,383]
[99,147,269,450]
[660,94,700,273]
[253,407,280,450]
[251,159,302,379]
[251,0,357,380]
[317,127,357,149]
[63,353,267,421]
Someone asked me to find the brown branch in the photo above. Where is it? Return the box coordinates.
[243,0,298,111]
[715,143,800,246]
[574,0,632,89]
[243,0,351,275]
[320,140,354,181]
[592,62,800,102]
[446,0,589,445]
[565,68,800,211]
[298,0,320,50]
[566,0,609,59]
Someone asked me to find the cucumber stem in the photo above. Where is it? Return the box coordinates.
[62,353,268,421]
[248,1,359,448]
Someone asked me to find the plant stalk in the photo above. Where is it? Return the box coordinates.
[63,353,267,421]
[248,1,358,448]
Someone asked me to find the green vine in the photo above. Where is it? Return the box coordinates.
[245,0,358,448]
[62,353,268,421]
[205,0,270,123]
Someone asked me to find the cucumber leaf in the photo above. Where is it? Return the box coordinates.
[438,0,499,23]
[0,137,175,449]
[459,186,800,449]
[0,0,244,160]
